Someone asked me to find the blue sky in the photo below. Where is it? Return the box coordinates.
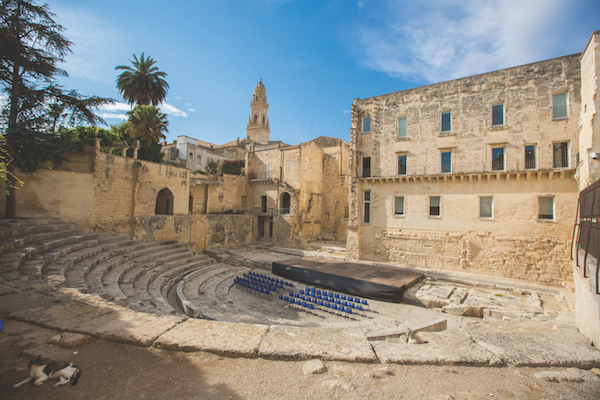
[46,0,599,145]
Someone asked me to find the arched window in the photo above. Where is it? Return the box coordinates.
[254,114,258,124]
[155,188,174,215]
[280,192,290,215]
[262,116,265,126]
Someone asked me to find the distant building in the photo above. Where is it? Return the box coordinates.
[177,81,350,245]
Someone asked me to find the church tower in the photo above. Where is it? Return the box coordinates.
[246,80,270,143]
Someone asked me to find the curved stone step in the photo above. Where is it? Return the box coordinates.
[42,236,138,286]
[176,264,237,319]
[64,241,171,293]
[146,256,216,314]
[0,228,86,271]
[102,249,198,304]
[129,251,199,303]
[86,244,190,298]
[17,233,109,276]
[0,221,73,241]
[42,236,136,284]
[0,218,63,228]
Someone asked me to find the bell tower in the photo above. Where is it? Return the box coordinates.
[246,80,270,143]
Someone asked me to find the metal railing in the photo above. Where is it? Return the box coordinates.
[573,179,600,294]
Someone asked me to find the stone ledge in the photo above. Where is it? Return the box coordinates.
[258,325,378,362]
[153,319,268,358]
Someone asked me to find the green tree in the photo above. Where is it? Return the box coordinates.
[58,126,120,152]
[0,0,111,217]
[115,53,169,106]
[125,105,167,161]
[204,158,220,174]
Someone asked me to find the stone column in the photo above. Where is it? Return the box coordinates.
[132,140,141,159]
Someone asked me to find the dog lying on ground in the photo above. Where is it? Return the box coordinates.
[13,356,81,388]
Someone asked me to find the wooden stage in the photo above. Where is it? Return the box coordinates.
[272,257,424,303]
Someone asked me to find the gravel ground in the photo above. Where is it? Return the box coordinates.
[1,319,599,400]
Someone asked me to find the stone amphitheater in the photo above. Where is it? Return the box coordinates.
[1,218,600,367]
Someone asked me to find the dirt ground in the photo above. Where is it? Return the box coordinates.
[1,319,599,400]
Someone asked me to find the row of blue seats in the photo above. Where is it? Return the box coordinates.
[234,277,274,296]
[241,274,283,291]
[288,291,366,312]
[279,295,356,316]
[300,287,369,306]
[246,271,294,288]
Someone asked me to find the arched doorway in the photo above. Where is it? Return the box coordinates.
[155,188,174,215]
[280,192,290,214]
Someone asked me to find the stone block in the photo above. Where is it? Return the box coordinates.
[154,319,268,357]
[258,325,377,362]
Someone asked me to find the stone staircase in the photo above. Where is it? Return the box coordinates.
[0,219,224,317]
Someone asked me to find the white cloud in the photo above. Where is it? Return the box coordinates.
[97,112,128,121]
[99,102,132,112]
[188,108,195,112]
[94,101,187,119]
[160,103,188,118]
[357,0,569,82]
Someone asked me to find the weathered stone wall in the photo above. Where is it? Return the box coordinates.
[348,54,583,285]
[134,214,257,251]
[11,169,95,222]
[248,147,281,180]
[297,141,324,240]
[203,214,257,249]
[578,33,600,188]
[355,54,581,179]
[132,159,190,216]
[189,183,208,214]
[574,31,600,348]
[320,142,350,240]
[280,146,301,185]
[205,174,248,213]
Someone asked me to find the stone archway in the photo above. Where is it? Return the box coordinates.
[155,188,174,215]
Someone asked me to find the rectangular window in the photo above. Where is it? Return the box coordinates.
[363,191,371,223]
[394,196,404,216]
[285,160,291,172]
[492,147,505,171]
[539,196,554,220]
[553,142,569,168]
[441,111,451,132]
[362,117,371,133]
[397,117,407,138]
[553,93,567,119]
[261,195,267,214]
[441,151,452,173]
[362,157,371,178]
[430,196,440,217]
[265,163,272,178]
[197,155,202,164]
[480,196,493,218]
[397,154,407,175]
[492,103,504,126]
[525,145,536,169]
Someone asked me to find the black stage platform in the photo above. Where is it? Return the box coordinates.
[272,257,424,303]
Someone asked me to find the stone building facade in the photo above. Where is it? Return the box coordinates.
[347,54,582,286]
[571,31,600,347]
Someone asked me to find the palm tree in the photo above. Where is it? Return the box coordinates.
[125,105,168,160]
[116,53,169,106]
